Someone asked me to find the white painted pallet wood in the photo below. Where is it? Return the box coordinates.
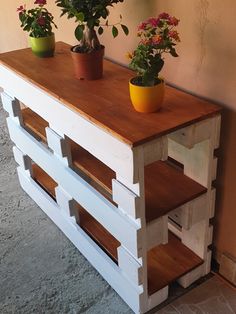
[17,166,144,313]
[0,65,165,183]
[168,116,221,149]
[0,79,221,314]
[7,116,142,258]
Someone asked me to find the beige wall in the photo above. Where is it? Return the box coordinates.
[1,1,236,258]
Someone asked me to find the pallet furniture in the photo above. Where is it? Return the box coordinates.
[0,42,221,313]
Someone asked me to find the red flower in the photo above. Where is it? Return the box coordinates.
[168,16,180,26]
[138,22,147,31]
[37,16,46,26]
[147,17,159,27]
[158,12,170,20]
[17,5,25,13]
[169,30,180,42]
[34,0,47,6]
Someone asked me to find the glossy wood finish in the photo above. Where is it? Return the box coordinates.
[28,163,203,297]
[0,42,221,147]
[70,140,114,194]
[32,161,120,262]
[32,163,57,199]
[22,107,207,222]
[78,204,120,262]
[144,161,207,222]
[147,232,203,295]
[22,107,48,143]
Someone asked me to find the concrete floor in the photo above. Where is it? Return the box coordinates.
[1,101,236,314]
[0,102,131,313]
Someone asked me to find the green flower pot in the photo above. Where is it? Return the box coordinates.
[29,34,55,58]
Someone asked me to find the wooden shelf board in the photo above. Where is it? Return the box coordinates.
[78,204,120,263]
[147,232,203,295]
[30,164,203,296]
[22,108,207,222]
[22,107,48,143]
[0,42,221,147]
[71,148,207,222]
[71,141,114,194]
[31,162,119,262]
[32,164,57,199]
[144,160,207,222]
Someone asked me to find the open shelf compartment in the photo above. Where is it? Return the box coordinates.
[31,162,120,263]
[22,107,48,143]
[29,163,203,297]
[22,107,207,223]
[32,163,57,200]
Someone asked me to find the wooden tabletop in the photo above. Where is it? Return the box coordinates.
[0,42,221,147]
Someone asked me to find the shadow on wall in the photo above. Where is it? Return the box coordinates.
[199,4,236,258]
[99,0,158,65]
[214,108,236,258]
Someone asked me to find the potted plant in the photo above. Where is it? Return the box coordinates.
[55,0,129,80]
[128,13,180,113]
[17,0,57,58]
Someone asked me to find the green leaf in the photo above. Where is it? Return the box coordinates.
[112,26,118,38]
[98,26,104,35]
[76,12,84,22]
[121,24,129,36]
[170,48,179,57]
[74,24,84,41]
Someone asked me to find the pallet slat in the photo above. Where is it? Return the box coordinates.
[22,108,207,222]
[147,232,203,295]
[32,162,120,262]
[29,164,204,297]
[22,107,48,142]
[32,164,57,198]
[78,205,120,262]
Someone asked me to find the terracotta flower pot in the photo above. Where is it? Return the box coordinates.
[129,78,165,113]
[71,45,105,80]
[29,33,55,58]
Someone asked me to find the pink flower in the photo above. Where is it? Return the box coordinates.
[34,0,47,6]
[147,17,159,27]
[138,22,147,31]
[37,16,46,26]
[169,30,180,42]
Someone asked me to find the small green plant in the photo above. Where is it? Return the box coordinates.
[128,13,180,87]
[55,0,129,53]
[17,0,57,38]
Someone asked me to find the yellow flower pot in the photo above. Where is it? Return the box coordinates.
[29,34,55,58]
[129,78,165,113]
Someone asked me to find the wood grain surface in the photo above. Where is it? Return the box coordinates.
[78,204,120,262]
[30,163,203,296]
[22,108,207,222]
[0,42,221,147]
[147,232,203,295]
[22,107,48,143]
[32,163,57,199]
[32,162,120,262]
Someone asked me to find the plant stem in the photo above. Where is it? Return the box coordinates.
[78,25,101,52]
